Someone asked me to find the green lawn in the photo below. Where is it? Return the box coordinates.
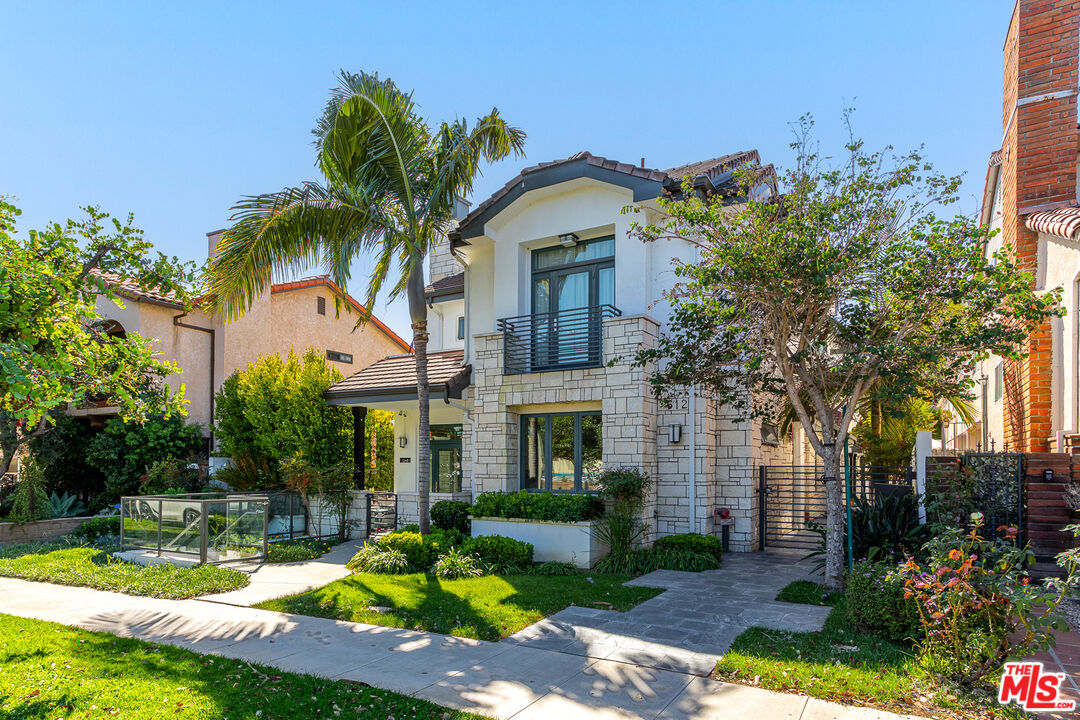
[0,613,487,720]
[256,572,660,641]
[774,579,840,606]
[266,537,340,563]
[714,583,1013,719]
[0,543,248,599]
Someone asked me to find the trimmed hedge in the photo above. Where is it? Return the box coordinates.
[69,516,121,544]
[470,491,603,523]
[461,534,533,570]
[652,533,724,562]
[431,500,471,534]
[845,558,921,644]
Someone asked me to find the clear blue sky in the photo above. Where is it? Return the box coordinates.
[1,1,1012,336]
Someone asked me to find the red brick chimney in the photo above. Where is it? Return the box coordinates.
[1000,0,1079,452]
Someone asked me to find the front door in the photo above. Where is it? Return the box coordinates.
[430,424,463,494]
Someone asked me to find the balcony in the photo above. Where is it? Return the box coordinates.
[497,304,621,375]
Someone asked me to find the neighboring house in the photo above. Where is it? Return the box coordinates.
[942,0,1080,454]
[325,150,798,552]
[88,231,411,438]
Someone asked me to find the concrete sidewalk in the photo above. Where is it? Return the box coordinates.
[0,576,919,720]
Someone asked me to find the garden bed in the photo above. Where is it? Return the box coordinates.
[470,516,606,568]
[254,572,659,641]
[0,543,249,599]
[0,515,95,544]
[0,612,484,720]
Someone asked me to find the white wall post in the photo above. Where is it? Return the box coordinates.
[914,430,932,524]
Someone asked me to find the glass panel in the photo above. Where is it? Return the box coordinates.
[208,499,265,562]
[122,498,159,550]
[522,416,546,489]
[557,271,590,310]
[159,498,204,556]
[433,448,462,493]
[550,415,575,490]
[580,414,603,491]
[430,424,462,441]
[598,266,614,307]
[532,276,550,313]
[533,237,615,270]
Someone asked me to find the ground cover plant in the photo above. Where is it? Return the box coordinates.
[266,537,339,563]
[716,580,1021,719]
[255,572,658,641]
[0,613,486,720]
[0,543,248,598]
[774,580,839,606]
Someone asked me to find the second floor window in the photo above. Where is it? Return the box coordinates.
[531,236,615,318]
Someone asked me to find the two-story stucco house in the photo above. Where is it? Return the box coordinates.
[326,150,795,551]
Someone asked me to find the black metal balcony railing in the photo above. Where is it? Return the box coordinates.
[498,304,621,375]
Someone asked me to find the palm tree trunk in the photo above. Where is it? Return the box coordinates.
[406,259,432,534]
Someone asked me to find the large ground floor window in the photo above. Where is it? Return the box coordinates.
[520,412,602,492]
[431,424,462,493]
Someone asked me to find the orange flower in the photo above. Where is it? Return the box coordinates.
[948,549,963,561]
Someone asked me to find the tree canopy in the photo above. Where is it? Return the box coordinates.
[0,199,197,475]
[634,117,1062,589]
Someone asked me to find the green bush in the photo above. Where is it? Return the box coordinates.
[28,414,105,507]
[594,546,720,575]
[46,492,86,519]
[461,534,533,571]
[85,414,204,502]
[69,516,121,543]
[267,537,336,563]
[376,530,453,571]
[653,533,724,562]
[433,547,483,579]
[345,545,410,574]
[845,558,920,644]
[10,458,50,523]
[470,490,602,522]
[142,457,201,495]
[431,500,471,534]
[531,561,580,576]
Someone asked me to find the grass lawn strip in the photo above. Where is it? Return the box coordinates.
[0,612,487,720]
[255,572,661,641]
[266,537,340,563]
[713,581,1013,719]
[0,543,248,599]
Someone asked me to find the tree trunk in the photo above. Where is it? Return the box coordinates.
[414,322,431,534]
[822,446,845,592]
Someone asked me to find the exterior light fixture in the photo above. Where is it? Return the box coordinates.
[1044,468,1054,482]
[399,435,408,448]
[558,232,579,247]
[668,423,682,444]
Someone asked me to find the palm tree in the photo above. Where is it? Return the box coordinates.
[205,71,525,533]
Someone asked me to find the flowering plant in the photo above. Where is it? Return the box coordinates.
[898,514,1074,686]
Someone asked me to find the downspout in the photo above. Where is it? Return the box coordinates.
[688,383,697,534]
[443,397,475,497]
[172,312,215,430]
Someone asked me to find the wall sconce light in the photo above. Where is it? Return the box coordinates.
[1044,468,1054,482]
[399,436,408,448]
[668,423,682,444]
[558,232,579,247]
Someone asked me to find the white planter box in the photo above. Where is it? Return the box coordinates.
[470,516,607,569]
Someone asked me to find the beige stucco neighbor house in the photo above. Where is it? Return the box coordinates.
[89,230,410,438]
[325,150,798,552]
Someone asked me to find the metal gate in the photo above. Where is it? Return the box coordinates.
[962,452,1025,542]
[758,464,914,550]
[367,491,398,537]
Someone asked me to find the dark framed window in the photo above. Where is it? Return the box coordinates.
[431,424,462,493]
[520,412,602,492]
[327,350,353,364]
[994,362,1003,402]
[456,316,465,340]
[317,296,326,315]
[531,236,615,317]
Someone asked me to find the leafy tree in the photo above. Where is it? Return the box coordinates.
[365,409,395,491]
[212,348,352,472]
[633,117,1061,590]
[205,71,525,532]
[0,199,196,475]
[27,414,105,503]
[85,414,205,503]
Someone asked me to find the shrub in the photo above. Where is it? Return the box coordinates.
[593,467,653,568]
[470,491,603,522]
[596,467,652,512]
[433,547,483,579]
[653,533,724,563]
[46,492,86,519]
[428,527,465,549]
[898,516,1076,685]
[376,530,454,571]
[346,546,410,574]
[28,414,105,506]
[845,558,920,643]
[10,459,50,523]
[141,457,201,495]
[266,537,336,563]
[594,546,720,575]
[531,561,580,576]
[69,516,121,544]
[461,535,533,571]
[804,490,930,573]
[431,500,471,534]
[85,414,204,502]
[213,449,281,491]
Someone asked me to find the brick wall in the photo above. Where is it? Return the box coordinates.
[0,516,92,545]
[1000,0,1080,452]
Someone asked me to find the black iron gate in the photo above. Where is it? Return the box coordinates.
[960,452,1025,542]
[758,464,914,551]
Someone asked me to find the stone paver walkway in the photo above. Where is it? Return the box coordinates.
[504,550,831,674]
[0,573,917,720]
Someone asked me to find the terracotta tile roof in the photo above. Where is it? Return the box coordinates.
[93,272,184,308]
[1026,204,1080,240]
[270,276,411,352]
[455,149,763,232]
[988,149,1003,167]
[425,272,464,297]
[325,349,470,399]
